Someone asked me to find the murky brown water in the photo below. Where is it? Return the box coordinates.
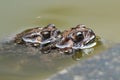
[0,0,119,80]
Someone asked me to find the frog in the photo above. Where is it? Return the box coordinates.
[14,27,43,46]
[14,24,61,50]
[14,24,97,54]
[56,24,97,54]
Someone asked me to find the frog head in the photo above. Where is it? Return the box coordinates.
[56,24,96,53]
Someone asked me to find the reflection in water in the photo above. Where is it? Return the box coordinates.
[0,38,108,80]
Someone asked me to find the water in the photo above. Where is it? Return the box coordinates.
[0,0,120,43]
[0,39,107,80]
[0,0,119,80]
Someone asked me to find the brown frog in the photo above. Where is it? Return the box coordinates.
[14,24,97,54]
[14,24,61,49]
[14,27,42,46]
[56,24,96,53]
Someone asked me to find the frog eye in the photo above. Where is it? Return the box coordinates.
[70,31,84,42]
[76,32,84,40]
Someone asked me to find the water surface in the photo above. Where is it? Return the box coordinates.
[0,0,120,43]
[0,0,119,80]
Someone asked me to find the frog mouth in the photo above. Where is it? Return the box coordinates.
[22,37,41,43]
[72,42,97,49]
[56,40,97,50]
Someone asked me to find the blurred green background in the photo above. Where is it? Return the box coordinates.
[0,0,120,43]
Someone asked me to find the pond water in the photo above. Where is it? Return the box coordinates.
[0,38,107,80]
[0,0,120,80]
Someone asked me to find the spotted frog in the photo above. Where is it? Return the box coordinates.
[14,24,61,48]
[14,24,97,54]
[56,24,96,53]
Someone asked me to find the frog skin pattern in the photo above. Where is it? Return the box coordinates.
[56,24,96,53]
[14,24,97,53]
[14,24,61,48]
[14,27,43,45]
